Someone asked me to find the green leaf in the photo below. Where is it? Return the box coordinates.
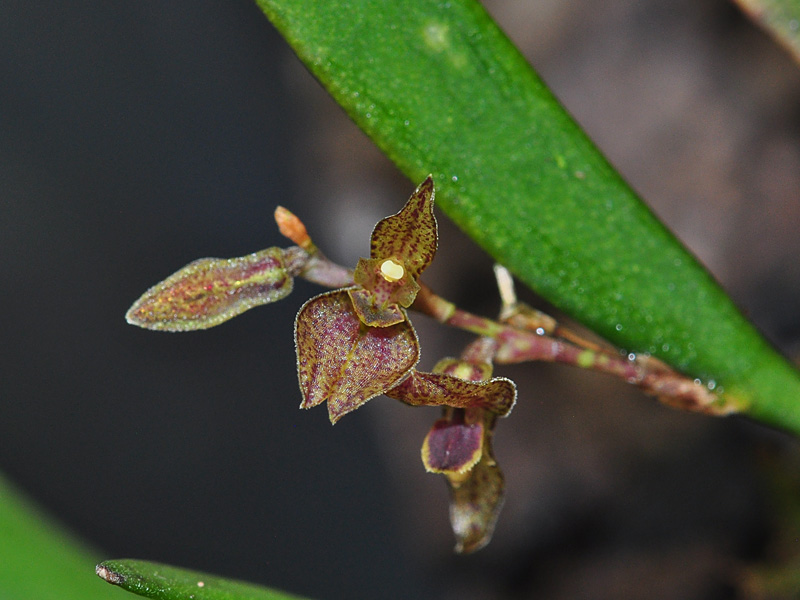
[254,0,800,434]
[0,475,129,600]
[734,0,800,64]
[96,559,307,600]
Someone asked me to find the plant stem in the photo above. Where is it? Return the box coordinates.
[413,283,734,415]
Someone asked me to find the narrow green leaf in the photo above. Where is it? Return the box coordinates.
[734,0,800,64]
[254,0,800,434]
[0,476,129,600]
[96,559,308,600]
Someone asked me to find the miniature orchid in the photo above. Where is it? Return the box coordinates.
[125,176,730,554]
[294,177,437,423]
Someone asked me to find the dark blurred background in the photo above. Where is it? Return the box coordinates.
[2,1,800,598]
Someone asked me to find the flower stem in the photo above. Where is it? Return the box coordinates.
[296,252,738,415]
[414,284,734,415]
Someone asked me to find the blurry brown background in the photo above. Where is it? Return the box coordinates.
[2,1,800,598]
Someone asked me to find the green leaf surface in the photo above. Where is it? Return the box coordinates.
[734,0,800,64]
[254,0,800,433]
[0,475,129,600]
[96,559,308,600]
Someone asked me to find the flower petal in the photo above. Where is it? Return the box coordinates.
[421,409,484,474]
[295,290,420,423]
[447,424,505,554]
[369,177,437,280]
[126,247,293,331]
[385,370,516,416]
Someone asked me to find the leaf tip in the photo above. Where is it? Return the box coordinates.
[96,563,125,586]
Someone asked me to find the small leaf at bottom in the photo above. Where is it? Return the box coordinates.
[97,559,308,600]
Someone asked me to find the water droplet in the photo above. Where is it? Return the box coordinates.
[693,378,702,386]
[707,380,716,391]
[423,21,450,52]
[627,353,636,361]
[615,324,623,331]
[404,120,410,126]
[365,112,372,119]
[662,343,670,352]
[535,327,545,336]
[451,175,458,182]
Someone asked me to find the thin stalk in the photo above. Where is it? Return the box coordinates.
[296,251,736,415]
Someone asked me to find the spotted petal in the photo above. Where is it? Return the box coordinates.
[295,290,420,423]
[126,247,294,331]
[385,369,516,416]
[447,414,505,554]
[369,176,437,280]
